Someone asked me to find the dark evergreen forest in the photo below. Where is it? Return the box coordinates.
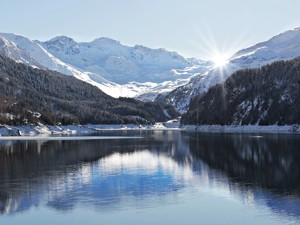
[0,55,178,125]
[182,57,300,125]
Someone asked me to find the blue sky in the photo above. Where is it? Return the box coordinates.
[1,0,300,59]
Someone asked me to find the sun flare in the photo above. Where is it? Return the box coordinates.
[212,53,229,68]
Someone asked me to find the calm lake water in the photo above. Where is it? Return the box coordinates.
[1,130,300,225]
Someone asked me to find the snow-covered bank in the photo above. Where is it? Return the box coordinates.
[182,125,300,134]
[1,123,300,136]
[0,123,180,136]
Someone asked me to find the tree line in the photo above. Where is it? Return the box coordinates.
[182,57,300,125]
[0,55,178,125]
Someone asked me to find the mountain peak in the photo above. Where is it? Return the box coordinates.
[44,36,79,55]
[0,33,35,46]
[91,37,121,46]
[47,35,77,45]
[47,35,75,42]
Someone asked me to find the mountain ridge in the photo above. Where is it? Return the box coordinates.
[159,27,300,113]
[0,33,211,100]
[1,27,300,113]
[182,57,300,125]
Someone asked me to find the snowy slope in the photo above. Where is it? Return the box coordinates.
[0,33,212,99]
[231,27,300,67]
[163,27,300,113]
[0,33,87,77]
[39,36,209,84]
[0,33,138,97]
[0,36,41,68]
[38,36,212,99]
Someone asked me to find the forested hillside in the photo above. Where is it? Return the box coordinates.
[182,58,300,125]
[0,55,178,125]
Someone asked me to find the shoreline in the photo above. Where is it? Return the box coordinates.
[0,123,180,136]
[182,124,300,134]
[0,123,299,137]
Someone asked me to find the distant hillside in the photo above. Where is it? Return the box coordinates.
[182,58,300,125]
[0,55,178,125]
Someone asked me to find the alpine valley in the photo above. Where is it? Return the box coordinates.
[1,27,300,126]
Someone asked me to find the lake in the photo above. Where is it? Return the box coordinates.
[1,130,300,225]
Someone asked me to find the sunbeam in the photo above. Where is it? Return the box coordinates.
[188,24,253,64]
[212,53,230,68]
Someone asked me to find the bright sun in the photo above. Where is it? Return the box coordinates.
[213,53,229,68]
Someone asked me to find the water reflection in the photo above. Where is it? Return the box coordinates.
[0,132,188,215]
[188,133,300,194]
[188,133,300,219]
[0,131,300,222]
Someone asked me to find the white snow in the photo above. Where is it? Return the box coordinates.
[0,33,213,100]
[38,35,213,99]
[0,122,299,137]
[0,122,182,137]
[163,119,181,128]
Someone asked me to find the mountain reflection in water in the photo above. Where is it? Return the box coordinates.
[0,131,300,222]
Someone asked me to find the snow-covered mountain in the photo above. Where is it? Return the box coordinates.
[162,27,300,113]
[231,27,300,67]
[0,33,128,97]
[0,33,211,99]
[38,36,212,84]
[38,35,214,100]
[38,36,212,100]
[2,27,299,110]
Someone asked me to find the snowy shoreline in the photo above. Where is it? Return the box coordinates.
[0,122,299,137]
[0,123,180,136]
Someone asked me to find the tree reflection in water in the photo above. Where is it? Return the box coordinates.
[0,131,300,220]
